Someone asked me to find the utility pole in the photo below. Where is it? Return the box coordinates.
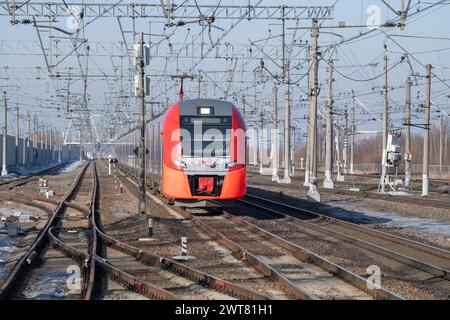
[439,116,444,173]
[198,70,202,99]
[68,132,72,160]
[307,18,320,200]
[290,125,295,174]
[58,131,62,163]
[350,91,355,174]
[344,106,348,174]
[2,91,8,176]
[79,132,83,161]
[380,55,389,194]
[40,123,43,165]
[50,128,53,163]
[254,84,259,169]
[422,64,432,196]
[404,77,412,187]
[303,105,311,186]
[280,7,291,184]
[44,124,48,165]
[24,112,30,167]
[324,61,334,189]
[271,85,279,182]
[259,108,264,174]
[138,32,147,219]
[15,105,19,167]
[242,95,246,118]
[34,116,39,165]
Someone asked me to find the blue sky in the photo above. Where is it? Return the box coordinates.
[1,0,450,140]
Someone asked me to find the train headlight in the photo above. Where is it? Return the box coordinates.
[197,106,214,115]
[225,161,237,169]
[174,160,187,168]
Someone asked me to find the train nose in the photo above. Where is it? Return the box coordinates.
[198,177,214,193]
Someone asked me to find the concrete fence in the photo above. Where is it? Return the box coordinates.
[0,133,81,173]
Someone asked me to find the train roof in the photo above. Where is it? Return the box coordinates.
[111,99,235,142]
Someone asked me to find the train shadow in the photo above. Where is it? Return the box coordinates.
[234,186,392,225]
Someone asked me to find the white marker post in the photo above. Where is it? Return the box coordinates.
[173,236,196,261]
[181,236,187,256]
[148,218,153,237]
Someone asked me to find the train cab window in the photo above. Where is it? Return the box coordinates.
[180,116,232,158]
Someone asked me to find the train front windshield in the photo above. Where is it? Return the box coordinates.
[180,116,232,158]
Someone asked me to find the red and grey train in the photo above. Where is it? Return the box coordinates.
[106,99,246,207]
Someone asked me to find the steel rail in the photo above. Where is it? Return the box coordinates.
[47,227,179,300]
[1,194,90,216]
[0,161,179,300]
[101,161,271,300]
[248,178,450,210]
[3,184,179,300]
[97,224,270,300]
[221,212,404,300]
[239,195,450,280]
[0,161,68,190]
[84,161,100,300]
[49,161,267,300]
[244,193,450,260]
[179,211,316,300]
[110,161,314,300]
[3,160,178,300]
[0,161,90,299]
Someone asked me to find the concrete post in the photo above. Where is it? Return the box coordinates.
[39,124,45,166]
[259,109,264,175]
[138,32,147,220]
[44,124,48,165]
[80,133,83,161]
[24,112,30,167]
[344,106,348,174]
[242,95,246,119]
[48,127,52,163]
[350,91,355,174]
[307,19,320,201]
[252,126,257,166]
[272,85,279,181]
[303,105,311,186]
[405,77,412,187]
[439,117,444,174]
[280,8,291,184]
[58,132,62,163]
[380,55,389,193]
[35,116,39,166]
[324,61,334,188]
[2,91,8,176]
[15,105,19,167]
[422,64,432,196]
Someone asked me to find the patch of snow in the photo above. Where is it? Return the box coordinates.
[13,162,62,176]
[113,210,130,218]
[322,201,450,238]
[59,161,83,173]
[0,207,35,219]
[21,271,69,300]
[0,235,18,271]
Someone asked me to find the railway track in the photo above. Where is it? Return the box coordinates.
[247,176,450,210]
[1,161,179,300]
[95,163,270,300]
[7,161,267,300]
[0,161,90,299]
[112,161,402,300]
[0,162,68,191]
[93,162,275,300]
[237,193,450,299]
